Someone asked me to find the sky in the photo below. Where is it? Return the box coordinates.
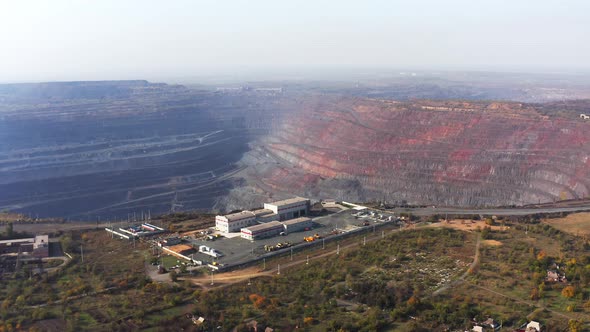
[0,0,589,82]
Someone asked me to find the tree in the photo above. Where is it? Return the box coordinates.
[562,285,575,298]
[481,226,491,239]
[14,295,26,308]
[6,222,14,238]
[568,319,582,332]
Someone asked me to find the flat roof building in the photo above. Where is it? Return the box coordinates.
[216,211,257,233]
[264,197,310,221]
[241,221,284,241]
[0,235,49,258]
[251,208,279,223]
[282,217,313,234]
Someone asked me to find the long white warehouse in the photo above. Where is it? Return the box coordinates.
[282,217,313,234]
[241,221,284,241]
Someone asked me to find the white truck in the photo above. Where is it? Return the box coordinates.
[199,245,223,258]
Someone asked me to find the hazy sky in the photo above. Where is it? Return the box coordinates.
[1,0,589,82]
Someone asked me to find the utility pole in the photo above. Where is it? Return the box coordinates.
[322,238,325,249]
[290,247,293,261]
[306,255,309,265]
[363,236,366,246]
[336,244,340,255]
[277,264,280,275]
[382,230,385,239]
[263,258,266,270]
[210,270,214,285]
[81,245,84,263]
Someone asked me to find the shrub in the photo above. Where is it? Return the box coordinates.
[561,285,575,298]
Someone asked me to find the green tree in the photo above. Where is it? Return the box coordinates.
[14,295,25,308]
[6,222,14,238]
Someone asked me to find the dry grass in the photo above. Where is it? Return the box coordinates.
[435,219,508,232]
[0,212,26,222]
[482,239,503,246]
[542,212,590,236]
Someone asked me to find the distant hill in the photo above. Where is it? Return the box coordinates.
[0,80,165,101]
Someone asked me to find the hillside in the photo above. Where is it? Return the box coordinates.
[237,96,590,207]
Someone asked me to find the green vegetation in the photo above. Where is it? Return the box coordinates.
[1,218,588,331]
[189,228,477,331]
[0,231,194,331]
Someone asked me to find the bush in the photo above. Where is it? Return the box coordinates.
[562,285,575,298]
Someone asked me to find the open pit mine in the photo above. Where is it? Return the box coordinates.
[235,96,590,208]
[1,81,589,218]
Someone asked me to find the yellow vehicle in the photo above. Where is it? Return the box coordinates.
[304,236,315,242]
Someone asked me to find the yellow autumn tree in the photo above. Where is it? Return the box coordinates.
[562,285,575,298]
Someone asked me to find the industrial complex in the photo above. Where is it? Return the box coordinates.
[215,197,310,236]
[105,196,399,272]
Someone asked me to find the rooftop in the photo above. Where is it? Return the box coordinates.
[282,217,312,226]
[251,209,275,217]
[243,221,283,232]
[222,211,255,222]
[266,197,309,207]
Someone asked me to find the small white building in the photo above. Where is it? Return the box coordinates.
[526,321,542,332]
[282,217,313,234]
[241,221,284,241]
[216,211,256,233]
[264,197,310,221]
[580,113,590,120]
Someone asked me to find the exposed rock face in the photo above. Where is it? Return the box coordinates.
[244,96,590,207]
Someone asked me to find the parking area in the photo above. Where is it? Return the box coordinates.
[177,208,398,268]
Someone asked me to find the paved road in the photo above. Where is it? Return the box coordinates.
[392,205,590,216]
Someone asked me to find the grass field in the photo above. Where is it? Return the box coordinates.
[543,212,590,236]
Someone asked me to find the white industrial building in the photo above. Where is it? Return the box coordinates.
[282,217,313,234]
[264,197,310,221]
[251,208,279,223]
[241,221,284,241]
[215,211,257,233]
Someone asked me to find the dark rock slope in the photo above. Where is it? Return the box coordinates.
[0,81,280,219]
